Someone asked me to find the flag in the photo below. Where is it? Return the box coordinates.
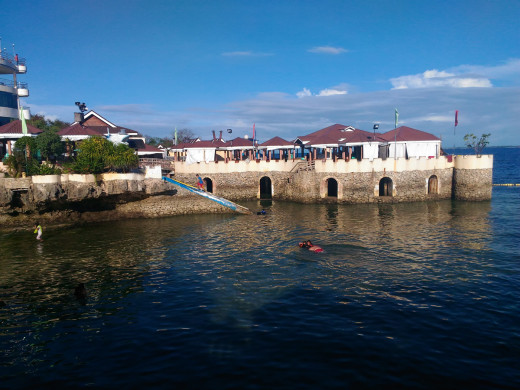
[455,110,459,127]
[252,123,255,141]
[20,106,28,135]
[394,108,399,128]
[174,127,177,145]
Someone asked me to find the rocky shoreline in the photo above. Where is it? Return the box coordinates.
[0,176,234,231]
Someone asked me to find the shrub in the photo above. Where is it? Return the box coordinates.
[72,137,139,174]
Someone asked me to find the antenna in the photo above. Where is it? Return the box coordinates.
[75,102,88,112]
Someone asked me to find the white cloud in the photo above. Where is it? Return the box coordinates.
[317,88,348,96]
[452,58,520,81]
[391,69,492,89]
[221,51,273,57]
[297,85,348,98]
[296,88,312,98]
[388,58,520,90]
[308,46,348,55]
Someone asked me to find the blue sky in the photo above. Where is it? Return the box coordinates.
[3,0,519,146]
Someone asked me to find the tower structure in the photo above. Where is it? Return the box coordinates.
[0,41,28,126]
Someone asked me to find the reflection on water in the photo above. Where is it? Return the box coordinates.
[1,198,518,389]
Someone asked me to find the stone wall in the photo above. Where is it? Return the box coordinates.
[0,154,493,229]
[0,176,233,229]
[178,168,454,204]
[453,168,493,201]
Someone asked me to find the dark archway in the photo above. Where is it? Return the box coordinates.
[204,177,213,193]
[327,178,338,197]
[379,177,393,196]
[428,175,438,194]
[260,176,272,199]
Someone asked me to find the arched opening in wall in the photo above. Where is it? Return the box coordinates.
[260,176,272,199]
[428,175,438,194]
[327,178,338,197]
[379,177,393,197]
[10,190,25,208]
[204,177,213,193]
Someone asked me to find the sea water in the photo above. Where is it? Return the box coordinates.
[0,147,519,389]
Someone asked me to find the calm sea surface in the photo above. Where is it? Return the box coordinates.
[1,147,519,389]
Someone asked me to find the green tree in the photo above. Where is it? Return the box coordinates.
[145,135,160,146]
[105,143,140,172]
[464,133,491,155]
[73,137,138,174]
[27,114,68,132]
[35,129,64,162]
[4,136,39,177]
[172,128,196,144]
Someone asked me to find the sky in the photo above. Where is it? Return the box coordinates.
[2,0,519,146]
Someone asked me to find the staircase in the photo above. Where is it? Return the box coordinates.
[290,160,315,173]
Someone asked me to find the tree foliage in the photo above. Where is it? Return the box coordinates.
[27,114,69,132]
[174,128,196,144]
[35,129,64,162]
[72,137,139,174]
[464,133,491,155]
[144,128,196,148]
[4,136,39,177]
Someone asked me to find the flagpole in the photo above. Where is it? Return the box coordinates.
[394,108,398,161]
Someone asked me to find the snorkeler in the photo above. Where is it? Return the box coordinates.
[299,240,323,253]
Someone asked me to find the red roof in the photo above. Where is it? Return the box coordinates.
[138,143,163,152]
[223,137,255,148]
[58,123,103,137]
[184,139,227,148]
[297,124,380,145]
[88,126,140,136]
[259,136,294,147]
[0,120,43,135]
[379,126,440,142]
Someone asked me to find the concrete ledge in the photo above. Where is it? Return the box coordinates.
[100,173,145,181]
[32,174,61,184]
[453,154,493,169]
[68,174,97,183]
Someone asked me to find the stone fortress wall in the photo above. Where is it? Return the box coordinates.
[0,155,493,228]
[174,154,493,203]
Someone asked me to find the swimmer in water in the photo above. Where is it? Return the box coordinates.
[33,222,43,241]
[299,240,323,253]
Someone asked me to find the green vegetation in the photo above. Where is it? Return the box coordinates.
[146,128,195,147]
[3,136,60,177]
[35,129,64,162]
[27,114,68,133]
[464,133,491,155]
[72,137,139,174]
[3,116,141,177]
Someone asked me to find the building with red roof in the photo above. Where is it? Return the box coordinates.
[59,110,165,158]
[0,119,42,158]
[258,136,295,160]
[379,126,441,158]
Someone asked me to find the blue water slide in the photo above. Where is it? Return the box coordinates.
[162,176,251,214]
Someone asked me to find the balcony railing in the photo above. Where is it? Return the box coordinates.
[0,52,26,67]
[0,78,28,88]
